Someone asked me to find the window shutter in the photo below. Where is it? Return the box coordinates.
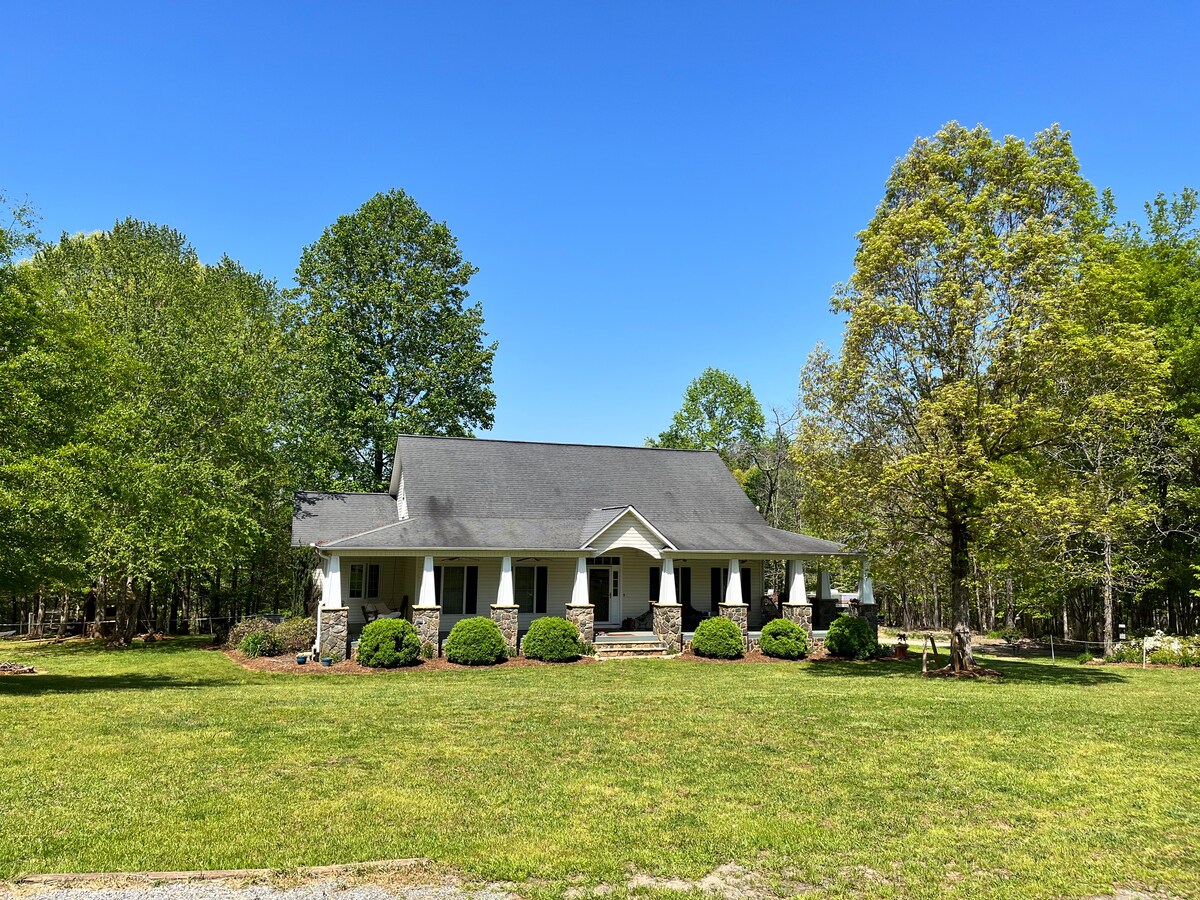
[535,566,548,613]
[649,567,661,604]
[465,566,479,614]
[433,566,442,606]
[679,567,691,604]
[740,566,752,606]
[710,568,721,612]
[368,564,380,599]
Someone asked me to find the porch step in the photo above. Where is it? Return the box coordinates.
[594,640,670,658]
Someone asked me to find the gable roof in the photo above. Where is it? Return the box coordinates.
[293,435,846,556]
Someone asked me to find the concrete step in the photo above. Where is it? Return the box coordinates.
[594,640,670,658]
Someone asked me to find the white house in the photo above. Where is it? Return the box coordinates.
[292,435,874,659]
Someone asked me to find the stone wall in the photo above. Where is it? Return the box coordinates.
[718,603,749,649]
[318,607,349,662]
[565,604,595,646]
[491,604,519,656]
[412,605,441,657]
[651,603,682,653]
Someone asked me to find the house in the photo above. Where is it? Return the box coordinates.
[291,435,875,660]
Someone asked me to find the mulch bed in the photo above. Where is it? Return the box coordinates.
[227,649,599,675]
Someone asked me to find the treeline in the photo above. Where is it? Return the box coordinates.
[1,189,495,642]
[653,125,1200,656]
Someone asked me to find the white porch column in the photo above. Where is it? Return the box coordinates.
[860,558,875,606]
[818,568,833,601]
[321,554,342,609]
[658,557,678,605]
[724,558,744,605]
[418,554,436,606]
[497,555,516,606]
[788,559,807,600]
[570,556,590,606]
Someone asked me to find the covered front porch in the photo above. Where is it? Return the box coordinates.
[313,545,875,661]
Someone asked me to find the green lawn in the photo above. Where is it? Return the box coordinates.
[1,639,1197,899]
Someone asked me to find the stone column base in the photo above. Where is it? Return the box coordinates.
[651,602,682,654]
[412,605,441,657]
[782,601,814,647]
[719,603,749,649]
[318,606,349,662]
[565,604,595,646]
[491,604,519,656]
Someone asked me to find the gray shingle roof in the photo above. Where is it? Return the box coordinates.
[292,435,846,556]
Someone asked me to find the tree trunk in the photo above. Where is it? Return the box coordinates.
[949,518,975,667]
[34,591,45,637]
[374,443,385,486]
[1004,576,1015,630]
[55,592,68,639]
[1103,532,1115,656]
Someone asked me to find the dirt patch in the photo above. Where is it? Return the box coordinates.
[563,863,816,899]
[227,649,598,676]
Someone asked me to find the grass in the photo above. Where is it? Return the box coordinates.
[1,639,1198,899]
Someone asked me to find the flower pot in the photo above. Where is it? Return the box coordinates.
[895,645,909,660]
[296,654,307,665]
[321,657,333,667]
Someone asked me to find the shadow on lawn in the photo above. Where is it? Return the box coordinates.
[0,672,229,695]
[3,636,219,657]
[804,656,1129,685]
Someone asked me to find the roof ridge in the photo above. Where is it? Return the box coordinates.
[396,434,720,453]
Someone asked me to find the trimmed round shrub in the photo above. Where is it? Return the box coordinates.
[357,618,421,668]
[760,617,808,660]
[692,616,744,659]
[824,614,879,660]
[445,616,507,666]
[238,629,280,658]
[522,616,582,662]
[274,616,317,653]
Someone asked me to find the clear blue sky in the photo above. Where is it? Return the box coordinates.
[5,1,1198,444]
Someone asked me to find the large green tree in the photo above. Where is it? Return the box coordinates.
[287,189,497,491]
[802,122,1128,667]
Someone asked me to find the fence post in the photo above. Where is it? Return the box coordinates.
[1050,633,1055,663]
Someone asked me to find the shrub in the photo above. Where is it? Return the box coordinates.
[692,616,744,659]
[421,641,435,660]
[522,616,582,662]
[445,617,507,666]
[357,618,421,668]
[760,618,808,660]
[824,614,879,660]
[274,617,317,653]
[1076,651,1093,664]
[238,629,280,658]
[226,616,275,649]
[999,626,1024,644]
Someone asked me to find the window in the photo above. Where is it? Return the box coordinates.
[348,563,380,600]
[650,566,690,604]
[588,556,622,567]
[515,565,548,614]
[515,566,536,613]
[434,565,479,615]
[438,565,466,614]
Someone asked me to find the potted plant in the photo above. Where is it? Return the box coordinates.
[296,653,308,665]
[895,633,909,660]
[321,656,334,667]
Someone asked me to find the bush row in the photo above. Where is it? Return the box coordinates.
[227,616,316,657]
[356,615,586,668]
[1106,633,1200,667]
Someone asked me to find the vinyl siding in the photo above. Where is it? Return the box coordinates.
[589,512,664,558]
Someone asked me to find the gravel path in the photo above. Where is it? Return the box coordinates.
[10,883,513,900]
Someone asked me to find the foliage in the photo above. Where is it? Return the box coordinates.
[1075,652,1093,665]
[651,367,766,455]
[286,189,497,490]
[691,616,744,659]
[421,641,435,660]
[226,617,277,649]
[999,626,1024,644]
[823,614,879,660]
[759,617,809,659]
[444,616,507,666]
[357,618,421,668]
[273,617,317,653]
[1107,634,1200,666]
[521,616,582,662]
[238,629,280,658]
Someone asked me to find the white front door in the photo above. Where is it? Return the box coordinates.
[588,566,621,625]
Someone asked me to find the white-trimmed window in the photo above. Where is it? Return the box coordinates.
[515,566,536,613]
[348,563,380,600]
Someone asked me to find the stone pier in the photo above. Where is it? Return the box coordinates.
[565,604,595,646]
[412,605,441,657]
[651,603,682,654]
[782,600,814,647]
[491,604,519,656]
[318,606,349,662]
[718,602,749,649]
